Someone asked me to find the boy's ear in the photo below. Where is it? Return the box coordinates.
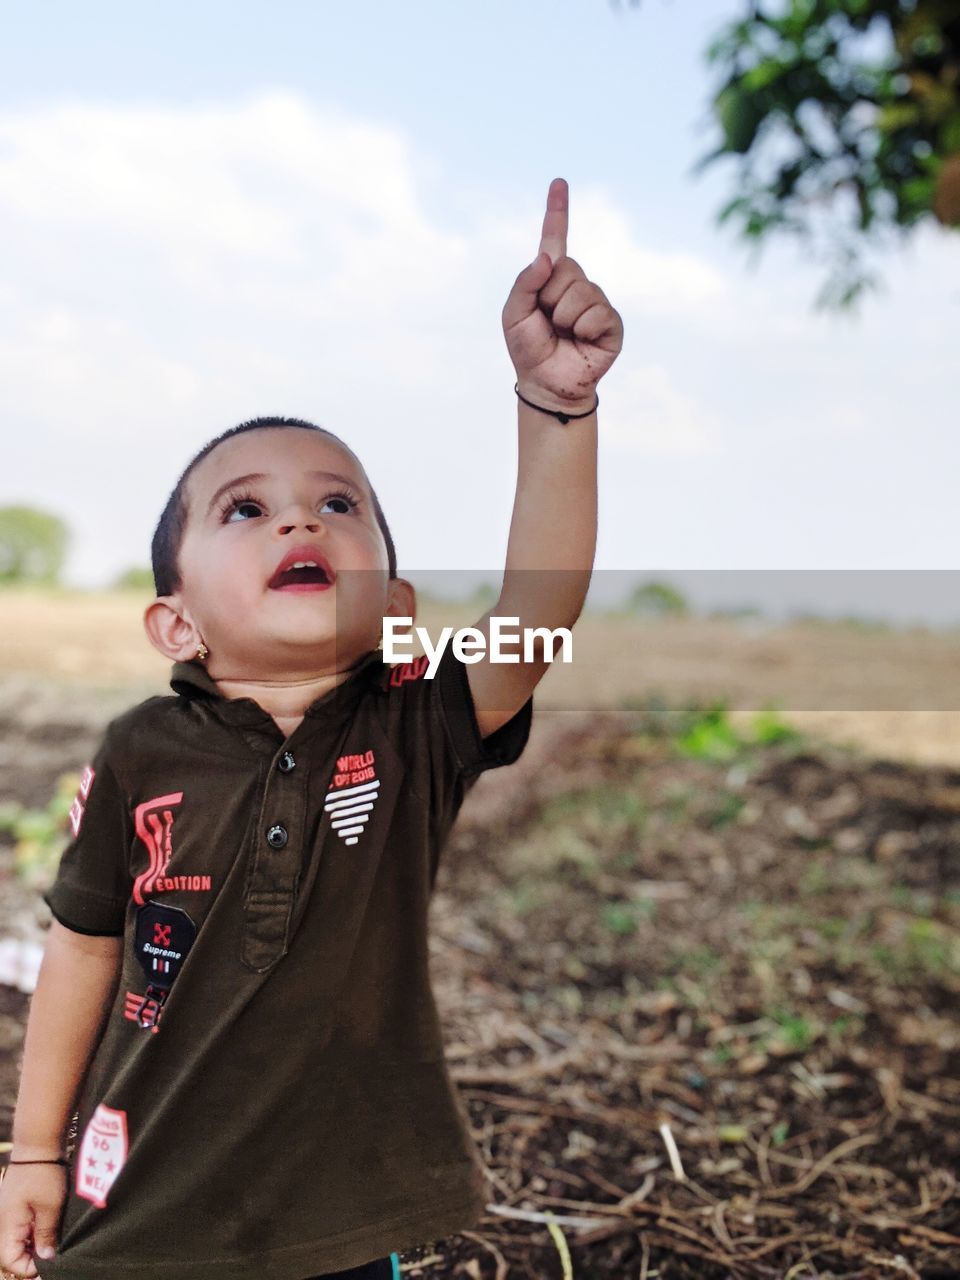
[143,597,204,663]
[384,577,417,630]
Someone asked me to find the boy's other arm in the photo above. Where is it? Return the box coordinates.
[467,178,622,739]
[10,920,123,1158]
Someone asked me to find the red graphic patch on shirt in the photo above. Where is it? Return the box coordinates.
[332,749,377,788]
[76,1103,128,1209]
[67,765,96,837]
[131,793,213,904]
[388,655,429,686]
[123,990,161,1033]
[324,749,380,847]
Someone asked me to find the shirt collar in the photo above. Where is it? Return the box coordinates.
[169,650,386,729]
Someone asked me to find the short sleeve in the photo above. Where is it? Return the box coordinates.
[431,644,533,778]
[384,644,533,799]
[42,736,133,937]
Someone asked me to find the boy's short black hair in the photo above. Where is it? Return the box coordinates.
[151,416,397,597]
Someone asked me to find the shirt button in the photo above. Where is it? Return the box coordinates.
[266,824,288,849]
[277,751,296,773]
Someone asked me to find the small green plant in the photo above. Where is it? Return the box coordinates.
[816,916,848,940]
[501,879,544,919]
[751,707,800,746]
[827,1015,857,1048]
[891,886,935,914]
[904,917,957,976]
[800,857,832,896]
[768,1009,817,1052]
[0,772,79,887]
[671,944,724,977]
[708,791,746,827]
[600,902,639,935]
[675,702,742,762]
[540,785,647,834]
[528,785,648,884]
[675,701,802,764]
[870,943,898,974]
[867,916,959,981]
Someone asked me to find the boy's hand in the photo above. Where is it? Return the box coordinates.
[502,177,623,413]
[0,1164,67,1277]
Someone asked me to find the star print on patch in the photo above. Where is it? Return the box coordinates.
[324,749,380,846]
[76,1103,128,1209]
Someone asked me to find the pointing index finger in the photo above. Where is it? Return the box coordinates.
[538,177,568,265]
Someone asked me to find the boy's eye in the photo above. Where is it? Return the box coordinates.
[225,500,264,522]
[321,495,354,515]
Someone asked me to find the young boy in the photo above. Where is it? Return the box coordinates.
[0,178,622,1280]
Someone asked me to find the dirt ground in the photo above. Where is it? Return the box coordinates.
[1,592,958,1278]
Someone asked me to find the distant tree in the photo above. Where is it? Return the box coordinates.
[0,506,69,585]
[627,580,690,617]
[695,0,960,309]
[708,604,764,620]
[113,566,155,591]
[467,582,499,607]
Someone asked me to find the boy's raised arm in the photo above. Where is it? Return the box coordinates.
[466,177,623,738]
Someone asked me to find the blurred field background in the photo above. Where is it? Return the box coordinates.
[2,583,959,767]
[2,586,959,1276]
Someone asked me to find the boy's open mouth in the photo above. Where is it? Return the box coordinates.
[268,545,335,593]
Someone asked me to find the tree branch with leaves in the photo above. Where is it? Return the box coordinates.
[686,0,960,310]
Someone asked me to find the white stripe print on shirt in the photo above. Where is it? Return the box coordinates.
[324,749,380,847]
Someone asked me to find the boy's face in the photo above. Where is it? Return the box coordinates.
[158,427,409,677]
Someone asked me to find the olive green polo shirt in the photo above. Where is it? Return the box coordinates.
[36,645,532,1280]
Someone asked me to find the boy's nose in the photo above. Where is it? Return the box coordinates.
[277,519,321,535]
[274,502,323,536]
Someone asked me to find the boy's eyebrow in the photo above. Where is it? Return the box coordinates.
[205,469,365,518]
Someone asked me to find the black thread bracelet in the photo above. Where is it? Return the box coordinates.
[514,382,599,425]
[4,1158,70,1167]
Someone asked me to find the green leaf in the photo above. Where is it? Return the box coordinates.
[939,114,960,153]
[675,704,744,762]
[742,58,794,93]
[751,707,798,745]
[716,84,765,153]
[901,175,936,205]
[717,194,749,224]
[601,902,638,936]
[771,1121,789,1146]
[876,102,922,133]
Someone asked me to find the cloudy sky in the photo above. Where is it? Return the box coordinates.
[1,0,957,618]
